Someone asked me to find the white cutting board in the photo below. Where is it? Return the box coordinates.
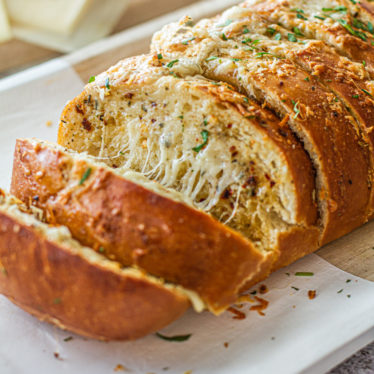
[0,1,373,373]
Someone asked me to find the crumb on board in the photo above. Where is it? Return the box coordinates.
[184,371,192,374]
[249,296,269,316]
[224,342,229,348]
[228,306,246,320]
[236,295,255,304]
[259,284,268,294]
[53,352,63,361]
[46,120,53,127]
[308,290,317,300]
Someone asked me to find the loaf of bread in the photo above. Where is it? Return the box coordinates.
[3,0,374,340]
[0,190,189,340]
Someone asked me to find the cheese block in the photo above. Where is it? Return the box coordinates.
[8,0,129,52]
[5,0,93,36]
[0,0,11,43]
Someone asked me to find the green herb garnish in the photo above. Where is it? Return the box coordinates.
[292,100,300,119]
[362,88,373,97]
[297,13,308,20]
[79,168,92,185]
[88,76,96,83]
[166,60,179,68]
[353,94,359,98]
[322,6,347,12]
[105,77,110,90]
[243,27,250,34]
[192,130,209,152]
[288,33,298,42]
[338,19,367,41]
[182,37,196,45]
[293,27,304,36]
[274,33,282,40]
[221,33,228,41]
[53,298,62,304]
[156,332,191,342]
[157,53,163,60]
[206,56,219,61]
[64,336,73,342]
[295,272,314,276]
[314,15,326,21]
[267,27,276,35]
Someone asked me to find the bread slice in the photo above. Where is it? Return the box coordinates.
[57,54,320,273]
[151,12,372,245]
[242,0,374,78]
[0,190,190,341]
[11,137,273,313]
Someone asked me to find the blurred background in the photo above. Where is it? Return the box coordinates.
[0,0,200,78]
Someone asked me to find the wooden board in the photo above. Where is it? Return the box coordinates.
[16,0,374,281]
[0,0,200,78]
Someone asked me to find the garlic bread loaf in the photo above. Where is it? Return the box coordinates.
[0,190,189,341]
[11,138,272,314]
[57,54,320,273]
[151,7,372,245]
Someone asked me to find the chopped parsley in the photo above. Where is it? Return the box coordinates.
[322,6,347,12]
[295,272,314,276]
[156,333,191,342]
[304,77,310,81]
[221,33,228,41]
[362,88,373,97]
[338,19,367,41]
[64,336,73,342]
[88,76,96,83]
[292,100,300,119]
[352,94,359,99]
[243,27,250,34]
[182,37,196,45]
[274,33,282,40]
[166,59,179,68]
[105,77,110,90]
[79,168,92,185]
[314,15,326,21]
[157,53,163,60]
[267,27,276,35]
[193,130,209,152]
[288,33,298,42]
[297,13,308,20]
[293,27,304,36]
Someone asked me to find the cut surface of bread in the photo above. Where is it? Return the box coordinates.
[11,138,272,313]
[151,11,372,245]
[57,54,320,271]
[0,190,190,341]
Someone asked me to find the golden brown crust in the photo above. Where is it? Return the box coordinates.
[11,138,272,314]
[0,210,189,341]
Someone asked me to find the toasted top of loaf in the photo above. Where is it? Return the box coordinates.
[12,138,273,313]
[0,190,190,340]
[151,7,372,245]
[242,0,374,77]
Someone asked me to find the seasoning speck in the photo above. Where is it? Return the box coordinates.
[295,272,314,277]
[46,120,53,127]
[228,306,246,320]
[63,336,73,342]
[259,284,268,294]
[114,364,128,372]
[224,342,229,348]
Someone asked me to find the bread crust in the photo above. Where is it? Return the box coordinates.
[11,138,272,314]
[0,208,189,341]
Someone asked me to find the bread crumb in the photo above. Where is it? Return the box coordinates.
[46,120,53,127]
[53,352,63,361]
[308,290,317,300]
[259,284,268,294]
[224,342,229,348]
[184,371,192,374]
[249,296,269,316]
[228,306,246,320]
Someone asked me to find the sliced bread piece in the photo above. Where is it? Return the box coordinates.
[11,138,272,314]
[151,13,372,245]
[0,190,190,341]
[57,54,320,272]
[242,0,374,78]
